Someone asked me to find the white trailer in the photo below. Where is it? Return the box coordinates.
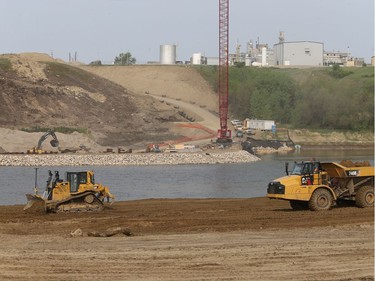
[245,119,275,131]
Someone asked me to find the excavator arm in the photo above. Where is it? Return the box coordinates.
[36,129,59,150]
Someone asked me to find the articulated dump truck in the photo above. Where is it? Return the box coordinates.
[267,160,374,211]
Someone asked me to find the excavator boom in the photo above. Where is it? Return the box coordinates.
[28,129,60,154]
[37,129,59,150]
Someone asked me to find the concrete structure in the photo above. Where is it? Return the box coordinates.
[274,41,323,66]
[160,44,176,65]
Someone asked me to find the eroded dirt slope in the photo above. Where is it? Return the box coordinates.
[0,53,192,151]
[81,65,219,112]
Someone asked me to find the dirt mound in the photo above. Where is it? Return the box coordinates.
[81,65,218,112]
[340,160,371,167]
[0,53,201,152]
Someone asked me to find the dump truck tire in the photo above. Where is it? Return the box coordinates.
[309,188,333,211]
[355,186,374,208]
[289,200,309,210]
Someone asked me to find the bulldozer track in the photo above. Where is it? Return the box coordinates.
[53,191,104,213]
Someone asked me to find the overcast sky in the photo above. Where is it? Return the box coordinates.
[1,0,373,63]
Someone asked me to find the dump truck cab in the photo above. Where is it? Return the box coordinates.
[267,160,374,211]
[268,161,330,201]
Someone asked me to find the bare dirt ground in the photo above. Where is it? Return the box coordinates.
[0,198,373,280]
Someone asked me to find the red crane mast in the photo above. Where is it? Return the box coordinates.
[217,0,232,143]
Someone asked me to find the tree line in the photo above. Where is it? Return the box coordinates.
[197,65,374,131]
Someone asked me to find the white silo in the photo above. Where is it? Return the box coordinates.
[160,44,176,65]
[191,53,202,65]
[261,47,267,66]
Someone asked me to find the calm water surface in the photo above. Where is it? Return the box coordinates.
[0,149,373,205]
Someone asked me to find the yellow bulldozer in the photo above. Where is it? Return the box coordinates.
[24,169,115,213]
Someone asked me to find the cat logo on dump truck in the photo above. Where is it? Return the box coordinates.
[347,170,359,177]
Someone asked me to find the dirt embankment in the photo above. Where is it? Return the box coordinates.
[0,198,373,280]
[0,53,214,153]
[80,65,218,113]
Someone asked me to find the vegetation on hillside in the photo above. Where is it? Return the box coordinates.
[0,58,12,71]
[44,62,92,82]
[21,126,88,134]
[197,65,374,131]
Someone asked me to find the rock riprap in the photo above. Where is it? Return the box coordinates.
[0,151,259,166]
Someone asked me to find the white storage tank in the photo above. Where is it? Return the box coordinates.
[160,44,176,65]
[191,53,202,65]
[261,47,267,66]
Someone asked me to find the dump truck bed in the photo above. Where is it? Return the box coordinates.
[321,162,374,178]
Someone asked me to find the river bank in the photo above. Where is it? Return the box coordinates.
[0,150,260,166]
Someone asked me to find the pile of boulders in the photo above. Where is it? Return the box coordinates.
[0,150,260,166]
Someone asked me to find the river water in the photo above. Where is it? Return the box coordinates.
[0,149,373,206]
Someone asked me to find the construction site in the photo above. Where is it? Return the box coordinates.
[0,0,374,280]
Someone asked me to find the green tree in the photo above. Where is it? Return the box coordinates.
[196,66,373,131]
[114,52,136,65]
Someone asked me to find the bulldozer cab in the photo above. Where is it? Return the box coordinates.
[66,171,95,193]
[25,170,114,213]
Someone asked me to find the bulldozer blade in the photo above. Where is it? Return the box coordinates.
[24,194,46,213]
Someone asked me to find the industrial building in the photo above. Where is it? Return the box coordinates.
[323,51,350,66]
[158,33,363,67]
[273,41,324,66]
[324,51,365,66]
